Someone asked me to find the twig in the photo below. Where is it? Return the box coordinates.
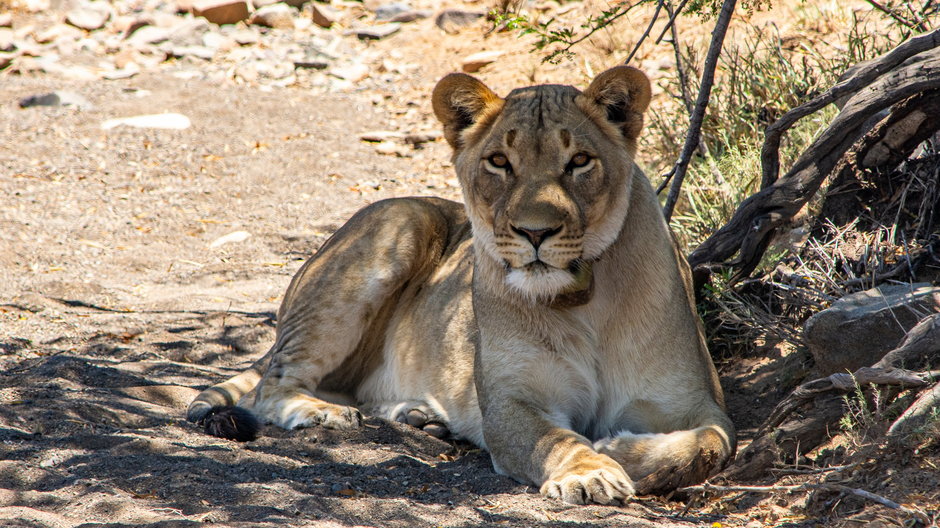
[863,0,928,31]
[543,2,642,62]
[661,0,738,220]
[624,0,664,65]
[654,0,690,45]
[678,482,932,524]
[769,462,858,475]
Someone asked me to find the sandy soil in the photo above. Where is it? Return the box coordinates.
[0,62,718,527]
[3,0,936,526]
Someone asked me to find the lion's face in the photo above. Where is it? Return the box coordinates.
[433,67,652,301]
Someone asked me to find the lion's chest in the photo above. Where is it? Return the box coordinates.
[515,310,662,439]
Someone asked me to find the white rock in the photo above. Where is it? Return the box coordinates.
[65,2,112,31]
[250,3,295,29]
[209,230,251,248]
[0,13,12,28]
[329,62,369,82]
[101,113,192,130]
[461,50,504,73]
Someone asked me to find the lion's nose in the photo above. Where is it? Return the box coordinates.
[510,224,562,249]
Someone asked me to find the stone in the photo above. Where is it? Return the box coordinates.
[101,113,192,130]
[231,28,259,45]
[0,52,14,70]
[192,0,250,25]
[35,24,84,44]
[18,91,92,109]
[374,2,410,21]
[435,9,483,33]
[65,2,112,31]
[344,22,400,40]
[0,13,12,28]
[389,10,430,23]
[359,130,402,142]
[167,18,211,46]
[0,29,14,52]
[310,4,338,28]
[250,3,295,29]
[329,62,368,82]
[202,31,236,51]
[461,50,503,73]
[168,45,216,60]
[252,0,279,7]
[281,0,308,7]
[804,283,940,375]
[293,54,329,69]
[120,17,154,38]
[103,62,141,80]
[209,231,251,248]
[127,25,170,47]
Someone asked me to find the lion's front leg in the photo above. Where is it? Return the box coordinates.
[481,398,635,505]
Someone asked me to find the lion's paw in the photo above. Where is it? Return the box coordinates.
[273,398,363,430]
[540,465,635,505]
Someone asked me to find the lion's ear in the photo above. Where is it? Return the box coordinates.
[580,66,651,140]
[432,73,502,149]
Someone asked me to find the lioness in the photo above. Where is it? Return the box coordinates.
[188,66,735,504]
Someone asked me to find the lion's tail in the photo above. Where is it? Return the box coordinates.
[186,351,270,441]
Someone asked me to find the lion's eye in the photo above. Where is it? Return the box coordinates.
[570,153,591,168]
[487,153,510,169]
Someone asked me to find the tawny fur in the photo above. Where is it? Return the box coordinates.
[188,66,736,505]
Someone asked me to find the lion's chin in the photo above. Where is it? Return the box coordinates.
[505,263,577,302]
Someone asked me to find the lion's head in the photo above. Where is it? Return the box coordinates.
[432,66,651,302]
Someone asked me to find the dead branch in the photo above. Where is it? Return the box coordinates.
[875,313,940,371]
[688,46,940,282]
[722,395,845,482]
[659,0,737,220]
[888,381,940,437]
[679,482,932,524]
[760,27,940,189]
[759,367,940,436]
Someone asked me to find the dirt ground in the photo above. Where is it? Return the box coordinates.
[2,0,936,526]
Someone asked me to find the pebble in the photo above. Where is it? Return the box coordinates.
[388,10,431,23]
[250,3,296,29]
[0,13,12,28]
[310,4,338,28]
[103,63,141,79]
[231,28,260,45]
[191,0,251,25]
[100,113,192,130]
[359,130,403,142]
[0,52,13,70]
[374,2,411,21]
[293,54,329,70]
[0,29,14,52]
[461,50,504,73]
[34,24,83,45]
[169,45,216,60]
[345,23,400,40]
[329,62,369,82]
[18,91,93,109]
[127,25,170,47]
[208,230,251,248]
[435,9,483,33]
[65,2,112,31]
